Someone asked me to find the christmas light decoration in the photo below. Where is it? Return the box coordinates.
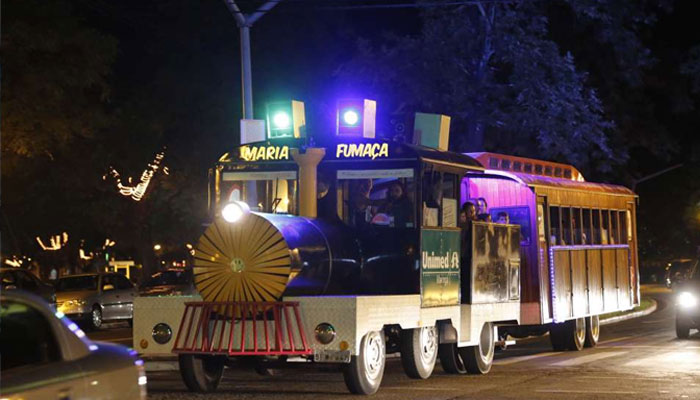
[36,232,69,251]
[104,148,168,201]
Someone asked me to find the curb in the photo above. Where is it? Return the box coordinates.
[600,299,658,326]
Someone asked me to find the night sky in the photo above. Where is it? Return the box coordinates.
[3,0,700,267]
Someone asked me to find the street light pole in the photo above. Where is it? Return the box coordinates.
[223,0,281,119]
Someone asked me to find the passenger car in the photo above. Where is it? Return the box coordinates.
[0,291,146,399]
[56,273,136,330]
[676,264,700,339]
[0,267,56,308]
[138,268,195,296]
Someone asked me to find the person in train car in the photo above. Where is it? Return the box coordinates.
[476,197,492,221]
[316,174,337,219]
[378,181,413,228]
[496,211,510,224]
[349,179,374,228]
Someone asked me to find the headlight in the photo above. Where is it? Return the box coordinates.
[67,299,88,307]
[314,323,336,344]
[678,292,698,308]
[222,201,250,223]
[152,323,173,344]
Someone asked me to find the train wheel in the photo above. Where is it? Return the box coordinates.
[401,326,438,379]
[438,343,467,374]
[462,322,495,374]
[179,354,225,393]
[676,316,691,339]
[584,315,600,348]
[550,318,586,351]
[343,330,386,395]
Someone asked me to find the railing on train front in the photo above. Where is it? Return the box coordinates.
[172,301,312,356]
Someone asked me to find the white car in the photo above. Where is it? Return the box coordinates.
[0,291,147,400]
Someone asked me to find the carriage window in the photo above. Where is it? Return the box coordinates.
[610,210,620,245]
[619,211,628,244]
[625,210,632,242]
[524,163,533,173]
[501,160,511,170]
[512,161,522,172]
[337,169,415,229]
[535,165,543,174]
[549,206,560,245]
[491,206,531,245]
[592,210,601,244]
[572,208,583,245]
[564,169,572,179]
[582,209,592,245]
[544,166,553,176]
[601,210,610,245]
[220,171,298,214]
[489,158,499,168]
[561,207,572,245]
[554,167,562,178]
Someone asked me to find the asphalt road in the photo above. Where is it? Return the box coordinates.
[89,286,700,399]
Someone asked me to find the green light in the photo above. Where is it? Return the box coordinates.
[273,112,291,129]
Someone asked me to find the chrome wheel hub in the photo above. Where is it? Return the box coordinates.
[419,326,438,365]
[363,331,384,382]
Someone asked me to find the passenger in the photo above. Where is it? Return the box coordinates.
[317,175,335,219]
[349,179,373,228]
[380,181,413,227]
[459,201,477,303]
[476,197,491,222]
[459,201,477,226]
[496,211,509,224]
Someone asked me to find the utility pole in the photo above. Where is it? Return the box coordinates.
[222,0,281,119]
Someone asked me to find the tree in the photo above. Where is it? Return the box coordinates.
[336,1,671,176]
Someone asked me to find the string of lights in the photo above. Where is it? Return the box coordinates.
[104,148,169,202]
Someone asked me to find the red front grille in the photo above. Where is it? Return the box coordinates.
[172,301,312,356]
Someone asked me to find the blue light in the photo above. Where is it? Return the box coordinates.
[343,109,359,126]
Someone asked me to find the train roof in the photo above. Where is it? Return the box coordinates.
[467,152,586,182]
[474,169,636,197]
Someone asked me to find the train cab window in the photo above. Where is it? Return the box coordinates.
[422,170,459,227]
[337,169,416,229]
[218,171,298,215]
[582,209,592,245]
[592,210,602,244]
[524,163,533,173]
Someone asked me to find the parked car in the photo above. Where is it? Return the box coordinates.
[55,273,136,330]
[666,259,698,288]
[139,268,195,297]
[0,267,56,308]
[675,263,700,339]
[0,290,146,399]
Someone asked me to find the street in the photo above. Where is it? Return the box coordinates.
[87,286,700,399]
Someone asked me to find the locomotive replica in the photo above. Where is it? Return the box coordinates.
[133,99,639,395]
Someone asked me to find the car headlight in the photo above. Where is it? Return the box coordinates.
[678,291,698,308]
[314,323,336,345]
[152,323,173,344]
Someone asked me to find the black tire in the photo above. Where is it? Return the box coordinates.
[438,343,467,374]
[676,316,691,339]
[400,326,438,379]
[584,315,600,348]
[550,318,586,351]
[343,331,386,395]
[178,354,226,393]
[90,306,103,331]
[462,322,495,375]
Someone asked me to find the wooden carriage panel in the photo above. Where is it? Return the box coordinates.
[601,249,618,312]
[570,250,588,317]
[616,248,632,309]
[586,248,604,314]
[552,250,572,320]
